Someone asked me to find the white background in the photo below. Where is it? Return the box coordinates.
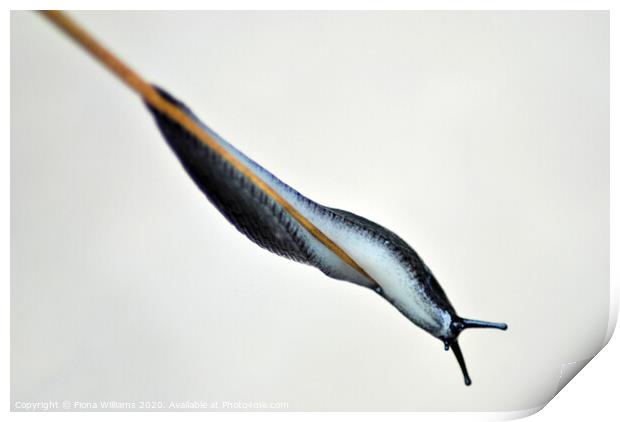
[10,10,610,413]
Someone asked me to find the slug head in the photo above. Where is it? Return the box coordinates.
[441,316,508,386]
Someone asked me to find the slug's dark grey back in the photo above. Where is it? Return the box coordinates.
[147,87,316,265]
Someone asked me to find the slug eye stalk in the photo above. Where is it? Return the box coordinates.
[450,340,471,386]
[461,319,508,330]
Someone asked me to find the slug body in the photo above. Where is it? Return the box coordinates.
[147,87,507,385]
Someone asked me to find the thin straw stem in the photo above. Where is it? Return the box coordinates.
[39,10,376,285]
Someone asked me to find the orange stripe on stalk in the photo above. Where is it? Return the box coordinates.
[40,10,376,285]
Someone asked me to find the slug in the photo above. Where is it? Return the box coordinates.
[146,87,508,386]
[39,10,507,386]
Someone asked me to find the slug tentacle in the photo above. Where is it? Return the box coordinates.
[449,340,472,386]
[461,319,508,331]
